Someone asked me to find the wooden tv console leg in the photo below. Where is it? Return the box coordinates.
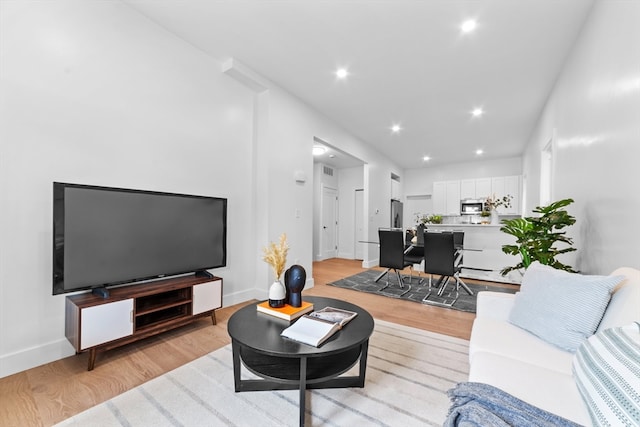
[88,348,97,371]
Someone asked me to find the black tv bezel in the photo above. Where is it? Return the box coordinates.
[52,182,227,295]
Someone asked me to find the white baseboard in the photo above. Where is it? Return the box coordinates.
[221,289,258,307]
[0,280,317,379]
[362,258,379,268]
[0,339,75,379]
[222,278,315,306]
[338,251,354,259]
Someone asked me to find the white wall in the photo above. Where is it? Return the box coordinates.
[0,1,400,377]
[522,0,640,274]
[0,1,256,376]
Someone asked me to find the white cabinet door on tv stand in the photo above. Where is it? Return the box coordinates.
[81,299,133,349]
[193,280,222,316]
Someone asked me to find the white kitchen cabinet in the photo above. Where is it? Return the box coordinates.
[433,176,521,216]
[491,176,520,214]
[445,181,461,215]
[491,177,505,198]
[432,180,460,215]
[503,175,521,214]
[432,181,446,214]
[461,178,492,200]
[460,179,476,199]
[491,176,507,214]
[475,178,492,199]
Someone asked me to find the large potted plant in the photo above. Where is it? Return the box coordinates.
[499,198,577,275]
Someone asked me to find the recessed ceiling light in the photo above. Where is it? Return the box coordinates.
[476,149,484,155]
[312,145,327,156]
[471,108,484,117]
[423,156,431,162]
[391,124,402,133]
[336,68,349,79]
[461,19,477,34]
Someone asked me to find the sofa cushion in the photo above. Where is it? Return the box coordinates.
[573,322,640,427]
[508,262,624,352]
[475,290,517,321]
[470,316,574,374]
[469,351,592,426]
[597,267,640,332]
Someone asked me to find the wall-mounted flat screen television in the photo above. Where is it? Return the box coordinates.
[53,182,227,295]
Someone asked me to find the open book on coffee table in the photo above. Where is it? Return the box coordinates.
[280,307,358,347]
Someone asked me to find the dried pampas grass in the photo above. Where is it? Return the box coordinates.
[262,233,289,280]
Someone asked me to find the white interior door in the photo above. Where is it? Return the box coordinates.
[321,186,338,259]
[354,189,364,260]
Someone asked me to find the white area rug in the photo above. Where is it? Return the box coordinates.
[55,320,469,427]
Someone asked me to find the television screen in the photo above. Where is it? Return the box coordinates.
[53,182,227,295]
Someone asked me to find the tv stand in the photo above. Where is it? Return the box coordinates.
[65,274,222,370]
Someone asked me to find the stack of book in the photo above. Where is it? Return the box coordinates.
[256,300,314,321]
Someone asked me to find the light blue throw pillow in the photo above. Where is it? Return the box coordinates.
[508,262,624,352]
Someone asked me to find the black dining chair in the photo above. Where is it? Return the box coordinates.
[452,230,474,295]
[404,224,426,282]
[421,231,465,307]
[377,229,412,295]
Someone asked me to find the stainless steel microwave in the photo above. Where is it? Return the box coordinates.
[460,199,486,215]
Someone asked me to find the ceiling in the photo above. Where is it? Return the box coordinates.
[126,0,595,170]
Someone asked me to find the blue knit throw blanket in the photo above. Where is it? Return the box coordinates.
[445,382,584,427]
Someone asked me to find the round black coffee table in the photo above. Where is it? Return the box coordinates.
[227,296,374,427]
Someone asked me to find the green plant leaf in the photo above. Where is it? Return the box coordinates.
[499,198,576,275]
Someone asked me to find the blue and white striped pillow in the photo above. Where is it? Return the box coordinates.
[573,322,640,427]
[508,262,623,352]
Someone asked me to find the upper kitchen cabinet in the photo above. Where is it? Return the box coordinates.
[504,175,521,215]
[433,180,460,216]
[435,175,521,216]
[460,178,492,200]
[475,178,492,199]
[491,175,521,214]
[460,179,475,199]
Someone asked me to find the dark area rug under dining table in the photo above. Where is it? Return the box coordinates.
[327,269,518,313]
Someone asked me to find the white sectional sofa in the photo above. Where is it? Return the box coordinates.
[468,265,640,426]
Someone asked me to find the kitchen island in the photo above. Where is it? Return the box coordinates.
[425,223,522,284]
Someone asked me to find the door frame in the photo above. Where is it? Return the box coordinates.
[319,185,338,260]
[354,189,364,260]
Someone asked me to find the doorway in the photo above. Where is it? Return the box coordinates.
[312,137,366,262]
[321,186,338,259]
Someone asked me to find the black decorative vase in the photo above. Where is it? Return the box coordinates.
[284,265,306,307]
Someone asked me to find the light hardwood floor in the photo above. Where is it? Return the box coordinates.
[0,258,514,427]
